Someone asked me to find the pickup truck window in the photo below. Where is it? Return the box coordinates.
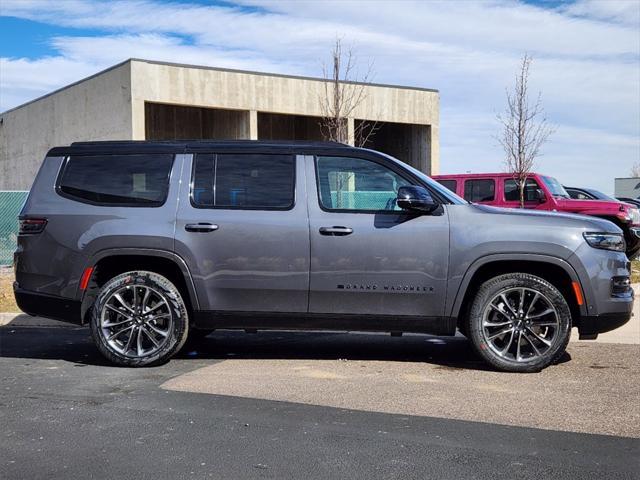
[464,179,495,202]
[192,153,295,209]
[504,178,541,202]
[316,156,411,212]
[436,179,457,193]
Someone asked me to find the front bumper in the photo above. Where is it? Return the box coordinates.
[578,312,633,340]
[626,227,640,258]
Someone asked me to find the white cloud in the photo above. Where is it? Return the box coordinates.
[1,0,638,193]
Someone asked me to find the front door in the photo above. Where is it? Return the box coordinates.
[175,152,309,313]
[306,154,450,318]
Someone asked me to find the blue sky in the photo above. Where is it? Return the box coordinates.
[1,0,639,193]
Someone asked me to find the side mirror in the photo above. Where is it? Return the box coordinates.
[535,188,546,203]
[397,186,438,213]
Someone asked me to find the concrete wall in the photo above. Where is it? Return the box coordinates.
[129,59,439,173]
[0,62,133,190]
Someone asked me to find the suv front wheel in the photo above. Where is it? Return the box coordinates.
[467,273,572,372]
[90,271,189,367]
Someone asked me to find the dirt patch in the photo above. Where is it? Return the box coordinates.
[632,259,640,283]
[0,268,19,312]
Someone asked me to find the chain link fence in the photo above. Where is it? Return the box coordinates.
[0,191,29,266]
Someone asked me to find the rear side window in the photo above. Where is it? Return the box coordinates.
[504,178,541,202]
[58,154,174,206]
[464,179,495,202]
[436,179,457,193]
[192,153,295,209]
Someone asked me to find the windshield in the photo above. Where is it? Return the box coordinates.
[541,176,570,199]
[586,188,617,201]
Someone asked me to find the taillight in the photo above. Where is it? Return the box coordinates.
[19,218,47,235]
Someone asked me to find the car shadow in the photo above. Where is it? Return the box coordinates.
[0,325,571,371]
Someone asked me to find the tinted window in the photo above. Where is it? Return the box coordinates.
[437,179,457,193]
[192,153,294,209]
[58,154,174,206]
[316,156,412,211]
[504,178,541,202]
[464,179,495,202]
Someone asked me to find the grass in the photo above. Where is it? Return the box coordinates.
[0,268,19,312]
[632,260,640,284]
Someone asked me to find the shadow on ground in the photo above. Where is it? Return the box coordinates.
[0,324,570,371]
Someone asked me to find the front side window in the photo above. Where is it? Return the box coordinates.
[504,178,541,202]
[58,154,174,206]
[464,179,495,202]
[192,153,294,209]
[316,156,412,212]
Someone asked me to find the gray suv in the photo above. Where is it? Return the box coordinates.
[14,141,633,372]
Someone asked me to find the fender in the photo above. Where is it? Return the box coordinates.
[79,248,200,323]
[448,253,591,319]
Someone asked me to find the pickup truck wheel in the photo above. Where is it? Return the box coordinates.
[467,273,571,373]
[90,271,189,367]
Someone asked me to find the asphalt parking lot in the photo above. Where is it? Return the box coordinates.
[1,316,638,480]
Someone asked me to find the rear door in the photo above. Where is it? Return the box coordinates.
[463,178,496,205]
[305,154,449,318]
[175,151,309,312]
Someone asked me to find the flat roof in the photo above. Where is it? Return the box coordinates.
[1,58,438,116]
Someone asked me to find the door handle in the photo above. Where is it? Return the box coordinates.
[185,223,219,233]
[319,226,353,236]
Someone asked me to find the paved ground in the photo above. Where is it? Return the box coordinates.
[1,319,639,479]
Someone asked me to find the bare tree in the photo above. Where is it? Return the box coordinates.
[631,163,640,178]
[497,54,554,207]
[319,39,378,146]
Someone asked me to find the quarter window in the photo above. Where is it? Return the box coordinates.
[504,178,541,202]
[316,156,412,212]
[192,153,295,209]
[58,154,174,206]
[464,179,495,202]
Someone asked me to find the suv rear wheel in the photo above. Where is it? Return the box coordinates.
[466,273,571,372]
[90,271,189,367]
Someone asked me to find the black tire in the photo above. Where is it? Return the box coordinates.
[466,273,571,373]
[90,271,189,367]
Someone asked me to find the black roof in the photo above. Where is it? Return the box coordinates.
[48,139,360,156]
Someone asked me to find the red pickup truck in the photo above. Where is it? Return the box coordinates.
[433,172,640,258]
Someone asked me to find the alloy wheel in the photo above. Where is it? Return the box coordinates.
[99,284,173,358]
[481,287,560,363]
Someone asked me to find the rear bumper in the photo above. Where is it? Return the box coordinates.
[13,283,82,325]
[578,312,632,340]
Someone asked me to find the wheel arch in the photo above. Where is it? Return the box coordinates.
[451,254,588,332]
[80,249,199,325]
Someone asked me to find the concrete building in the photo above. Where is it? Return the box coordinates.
[0,58,439,190]
[615,178,640,199]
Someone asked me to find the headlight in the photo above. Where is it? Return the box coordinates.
[630,208,640,226]
[583,232,626,252]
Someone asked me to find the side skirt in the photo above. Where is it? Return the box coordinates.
[193,311,457,336]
